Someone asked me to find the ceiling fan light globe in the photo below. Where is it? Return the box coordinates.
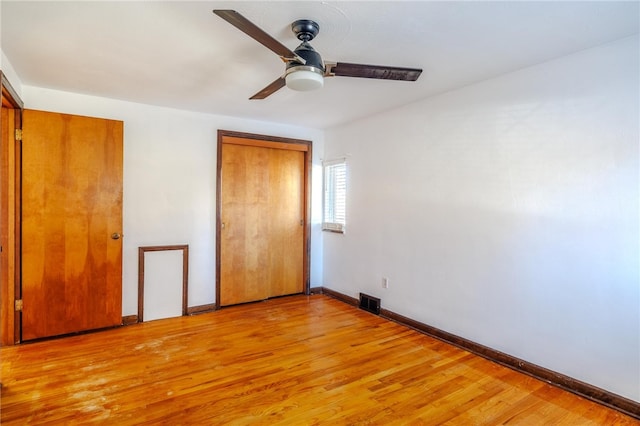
[285,69,324,91]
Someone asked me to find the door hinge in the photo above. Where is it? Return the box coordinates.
[15,299,23,312]
[15,129,22,141]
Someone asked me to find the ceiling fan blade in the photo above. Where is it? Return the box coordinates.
[249,76,286,100]
[213,10,302,62]
[328,62,422,81]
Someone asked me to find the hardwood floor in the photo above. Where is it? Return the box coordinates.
[1,295,637,425]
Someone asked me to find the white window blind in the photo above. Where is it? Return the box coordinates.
[323,160,346,233]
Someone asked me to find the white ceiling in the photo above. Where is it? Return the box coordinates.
[2,1,638,129]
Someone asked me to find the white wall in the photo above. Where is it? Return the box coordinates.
[22,86,324,316]
[323,36,639,401]
[1,49,23,99]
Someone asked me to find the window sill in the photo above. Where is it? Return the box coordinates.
[322,228,345,234]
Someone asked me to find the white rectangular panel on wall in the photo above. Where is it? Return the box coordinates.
[143,249,184,322]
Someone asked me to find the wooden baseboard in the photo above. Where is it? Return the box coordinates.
[122,304,215,326]
[318,287,359,306]
[121,315,138,326]
[187,303,217,315]
[316,286,640,420]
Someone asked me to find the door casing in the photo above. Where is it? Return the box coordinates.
[0,72,23,346]
[216,130,312,308]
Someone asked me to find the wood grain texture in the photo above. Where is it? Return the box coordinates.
[222,135,309,152]
[0,77,22,346]
[379,307,640,419]
[1,295,636,425]
[218,131,311,151]
[186,303,216,315]
[121,315,138,326]
[267,147,304,298]
[217,130,312,308]
[0,105,16,345]
[220,143,271,305]
[318,286,640,419]
[219,140,305,306]
[21,110,123,340]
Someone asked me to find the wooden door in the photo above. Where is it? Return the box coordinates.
[218,134,309,307]
[267,148,304,298]
[21,109,123,340]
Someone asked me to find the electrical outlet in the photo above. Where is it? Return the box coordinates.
[382,277,389,289]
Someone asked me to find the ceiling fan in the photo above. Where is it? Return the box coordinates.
[213,10,423,100]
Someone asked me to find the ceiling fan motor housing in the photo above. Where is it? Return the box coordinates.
[287,19,324,75]
[287,42,324,72]
[285,42,325,91]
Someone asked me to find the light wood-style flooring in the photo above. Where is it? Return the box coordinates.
[1,295,637,425]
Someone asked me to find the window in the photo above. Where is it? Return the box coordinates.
[323,159,346,233]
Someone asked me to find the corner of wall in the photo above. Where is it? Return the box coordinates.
[1,50,24,100]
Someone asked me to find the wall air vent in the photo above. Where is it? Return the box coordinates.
[359,293,381,315]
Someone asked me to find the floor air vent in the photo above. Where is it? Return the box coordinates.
[359,293,381,315]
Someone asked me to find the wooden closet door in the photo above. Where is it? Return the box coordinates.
[220,143,271,305]
[267,148,304,298]
[21,110,123,340]
[219,141,304,306]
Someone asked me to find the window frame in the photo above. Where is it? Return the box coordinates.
[322,159,347,234]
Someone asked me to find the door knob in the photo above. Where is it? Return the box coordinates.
[111,233,122,240]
